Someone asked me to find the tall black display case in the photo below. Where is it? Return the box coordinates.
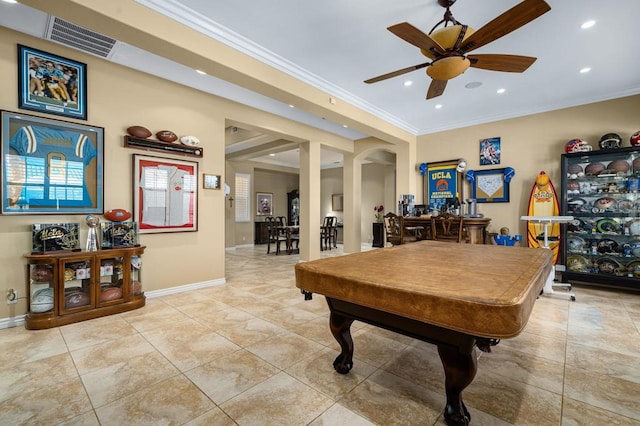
[561,146,640,292]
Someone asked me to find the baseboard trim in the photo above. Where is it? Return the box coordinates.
[143,278,226,298]
[0,315,25,329]
[0,278,226,329]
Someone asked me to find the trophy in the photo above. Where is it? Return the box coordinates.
[85,214,100,251]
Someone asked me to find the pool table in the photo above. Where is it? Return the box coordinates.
[295,241,552,426]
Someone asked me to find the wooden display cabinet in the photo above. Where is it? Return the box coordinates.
[24,246,146,329]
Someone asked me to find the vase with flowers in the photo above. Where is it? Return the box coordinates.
[374,205,384,223]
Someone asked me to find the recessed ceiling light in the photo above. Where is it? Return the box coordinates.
[269,153,276,157]
[2,0,18,4]
[581,20,596,29]
[497,88,506,94]
[435,104,443,109]
[195,69,206,75]
[403,80,413,87]
[342,124,348,128]
[288,104,295,108]
[465,81,482,89]
[580,67,591,74]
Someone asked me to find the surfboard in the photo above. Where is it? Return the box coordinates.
[527,171,561,264]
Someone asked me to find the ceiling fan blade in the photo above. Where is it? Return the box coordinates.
[427,79,447,99]
[468,54,537,72]
[460,0,551,53]
[388,22,446,56]
[364,62,431,84]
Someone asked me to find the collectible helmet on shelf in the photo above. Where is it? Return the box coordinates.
[565,139,592,153]
[599,133,622,149]
[630,131,640,147]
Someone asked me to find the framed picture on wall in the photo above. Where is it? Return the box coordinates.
[17,45,88,120]
[0,110,103,214]
[471,168,510,203]
[424,159,462,212]
[133,154,198,233]
[256,192,273,216]
[479,137,501,165]
[203,174,221,190]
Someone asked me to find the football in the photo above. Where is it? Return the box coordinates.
[100,286,123,302]
[607,159,630,173]
[156,130,178,143]
[179,135,200,146]
[631,131,640,147]
[104,209,132,222]
[31,266,53,282]
[31,288,54,313]
[65,291,90,309]
[126,125,152,139]
[131,280,142,295]
[585,162,606,176]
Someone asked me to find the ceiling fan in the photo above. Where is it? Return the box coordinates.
[364,0,551,99]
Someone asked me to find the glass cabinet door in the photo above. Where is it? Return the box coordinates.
[98,256,125,304]
[130,255,143,296]
[61,258,93,313]
[29,263,55,314]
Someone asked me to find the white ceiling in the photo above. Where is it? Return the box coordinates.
[2,0,640,169]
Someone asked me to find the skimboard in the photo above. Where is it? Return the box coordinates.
[527,171,561,264]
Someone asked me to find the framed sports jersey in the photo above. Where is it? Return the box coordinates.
[133,154,198,233]
[1,110,104,215]
[17,45,88,120]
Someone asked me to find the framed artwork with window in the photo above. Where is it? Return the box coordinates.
[133,154,198,233]
[1,110,103,214]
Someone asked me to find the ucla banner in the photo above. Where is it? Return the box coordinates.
[425,160,460,211]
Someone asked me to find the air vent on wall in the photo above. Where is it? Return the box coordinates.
[45,16,118,59]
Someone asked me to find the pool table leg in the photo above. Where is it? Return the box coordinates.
[438,344,477,426]
[329,311,355,374]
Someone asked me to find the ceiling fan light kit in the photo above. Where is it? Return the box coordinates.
[365,0,551,99]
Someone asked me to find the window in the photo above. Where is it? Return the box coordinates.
[235,173,250,222]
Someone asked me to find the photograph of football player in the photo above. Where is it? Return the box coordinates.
[18,45,87,120]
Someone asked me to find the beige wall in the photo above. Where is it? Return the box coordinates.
[417,95,640,239]
[0,27,361,321]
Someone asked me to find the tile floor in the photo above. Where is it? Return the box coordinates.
[1,244,640,425]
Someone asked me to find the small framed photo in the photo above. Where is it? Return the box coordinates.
[256,192,273,216]
[203,174,221,190]
[18,45,88,120]
[479,137,501,165]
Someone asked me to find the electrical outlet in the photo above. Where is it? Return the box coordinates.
[6,289,18,305]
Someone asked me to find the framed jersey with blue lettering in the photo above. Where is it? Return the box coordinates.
[1,110,103,214]
[18,45,87,120]
[424,160,462,212]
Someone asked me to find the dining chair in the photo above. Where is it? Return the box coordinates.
[320,216,337,250]
[274,216,289,254]
[431,214,464,243]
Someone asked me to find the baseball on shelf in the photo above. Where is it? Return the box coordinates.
[179,135,200,146]
[126,125,152,139]
[155,130,178,142]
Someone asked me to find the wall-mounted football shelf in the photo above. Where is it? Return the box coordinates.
[124,135,203,158]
